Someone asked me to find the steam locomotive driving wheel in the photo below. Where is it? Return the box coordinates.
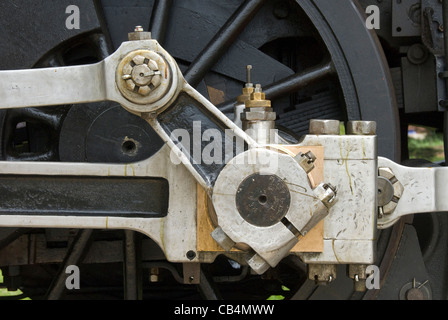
[0,0,445,301]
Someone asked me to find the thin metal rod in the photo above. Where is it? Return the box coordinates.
[219,61,335,113]
[198,267,222,300]
[123,230,142,300]
[263,61,334,99]
[0,228,32,251]
[184,0,266,87]
[46,229,93,300]
[246,65,253,85]
[149,0,172,45]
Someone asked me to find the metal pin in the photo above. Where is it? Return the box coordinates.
[417,280,429,289]
[246,65,253,85]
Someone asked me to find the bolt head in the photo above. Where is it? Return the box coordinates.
[132,64,153,86]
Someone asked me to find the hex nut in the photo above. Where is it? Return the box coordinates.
[309,119,340,135]
[378,167,404,215]
[120,55,162,97]
[241,110,276,121]
[128,30,152,41]
[346,121,377,135]
[378,167,395,180]
[116,49,172,106]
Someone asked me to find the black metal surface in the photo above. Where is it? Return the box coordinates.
[149,0,172,45]
[0,0,101,70]
[1,107,70,161]
[402,50,439,114]
[158,93,246,187]
[184,0,267,88]
[59,102,164,163]
[0,0,435,301]
[99,0,155,50]
[0,175,169,218]
[236,173,291,227]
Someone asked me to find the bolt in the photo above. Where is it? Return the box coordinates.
[150,267,159,283]
[348,264,369,292]
[407,44,429,65]
[308,264,337,285]
[186,250,196,260]
[246,65,253,87]
[304,151,316,163]
[295,151,317,174]
[247,253,270,275]
[273,2,289,19]
[128,26,152,41]
[211,227,235,251]
[314,183,337,208]
[309,119,340,135]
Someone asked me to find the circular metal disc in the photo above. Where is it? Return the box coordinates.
[236,173,291,227]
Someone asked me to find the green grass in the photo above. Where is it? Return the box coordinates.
[408,129,445,163]
[0,269,31,300]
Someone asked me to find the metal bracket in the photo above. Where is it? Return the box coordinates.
[378,157,448,229]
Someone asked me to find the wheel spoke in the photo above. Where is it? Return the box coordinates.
[149,0,173,45]
[184,0,267,87]
[46,229,94,300]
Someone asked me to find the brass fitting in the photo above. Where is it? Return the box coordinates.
[245,84,271,108]
[237,85,255,103]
